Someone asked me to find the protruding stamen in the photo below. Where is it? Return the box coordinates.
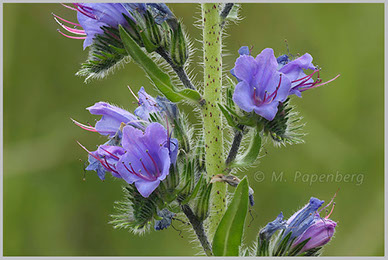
[54,17,86,35]
[57,29,86,40]
[127,85,139,102]
[99,146,120,160]
[76,141,118,174]
[71,118,97,132]
[61,3,77,11]
[52,13,82,27]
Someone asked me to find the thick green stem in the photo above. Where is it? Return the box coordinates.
[201,3,226,241]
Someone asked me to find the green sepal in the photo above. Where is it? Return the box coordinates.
[170,22,188,66]
[229,124,262,168]
[288,237,311,256]
[212,177,249,256]
[257,237,270,256]
[180,174,204,205]
[119,25,202,103]
[194,181,213,221]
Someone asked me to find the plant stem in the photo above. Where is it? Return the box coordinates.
[201,3,226,241]
[181,204,213,256]
[156,47,196,90]
[225,125,245,166]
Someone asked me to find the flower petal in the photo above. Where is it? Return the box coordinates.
[279,53,316,82]
[233,55,257,84]
[87,102,138,137]
[135,179,161,198]
[253,101,279,121]
[232,81,255,113]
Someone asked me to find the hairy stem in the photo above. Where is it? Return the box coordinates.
[201,3,226,241]
[181,204,213,256]
[225,125,245,166]
[156,47,196,90]
[220,3,234,28]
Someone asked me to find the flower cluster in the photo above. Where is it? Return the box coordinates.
[231,47,339,121]
[258,196,337,256]
[75,87,178,198]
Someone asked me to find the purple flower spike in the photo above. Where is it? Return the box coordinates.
[87,102,141,137]
[260,212,287,241]
[134,87,161,121]
[292,216,337,252]
[117,123,178,198]
[232,48,292,121]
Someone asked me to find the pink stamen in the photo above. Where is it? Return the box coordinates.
[99,146,120,160]
[140,159,155,178]
[103,156,119,174]
[57,29,86,40]
[325,202,336,219]
[73,4,98,20]
[61,3,77,11]
[71,118,97,132]
[300,74,340,92]
[52,13,82,27]
[127,86,139,102]
[122,162,154,181]
[146,151,161,177]
[55,17,86,35]
[76,141,118,174]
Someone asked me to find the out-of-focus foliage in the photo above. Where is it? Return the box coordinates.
[4,3,383,256]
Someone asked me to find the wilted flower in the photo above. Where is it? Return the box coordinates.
[116,123,178,197]
[134,87,161,121]
[284,196,337,253]
[154,209,176,230]
[232,48,292,121]
[259,212,287,241]
[292,215,337,253]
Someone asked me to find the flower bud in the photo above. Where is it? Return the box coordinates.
[170,22,188,67]
[292,218,337,253]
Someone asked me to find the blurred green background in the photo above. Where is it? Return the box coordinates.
[4,3,384,256]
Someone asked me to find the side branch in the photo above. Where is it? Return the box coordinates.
[156,47,196,90]
[181,204,213,256]
[225,125,245,166]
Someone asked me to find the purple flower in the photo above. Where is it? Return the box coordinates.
[292,215,337,252]
[116,123,178,197]
[87,102,142,137]
[134,87,161,121]
[259,212,287,241]
[231,47,340,103]
[282,196,337,253]
[232,48,292,121]
[284,197,325,239]
[54,3,145,49]
[81,144,125,180]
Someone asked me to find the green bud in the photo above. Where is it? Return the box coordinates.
[194,182,212,221]
[170,22,188,67]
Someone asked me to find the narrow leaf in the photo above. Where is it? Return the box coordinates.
[212,177,249,256]
[119,25,201,103]
[230,124,262,168]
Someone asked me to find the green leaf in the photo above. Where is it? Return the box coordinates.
[180,174,204,205]
[118,25,201,103]
[212,177,249,256]
[218,103,238,129]
[225,4,240,21]
[229,124,262,168]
